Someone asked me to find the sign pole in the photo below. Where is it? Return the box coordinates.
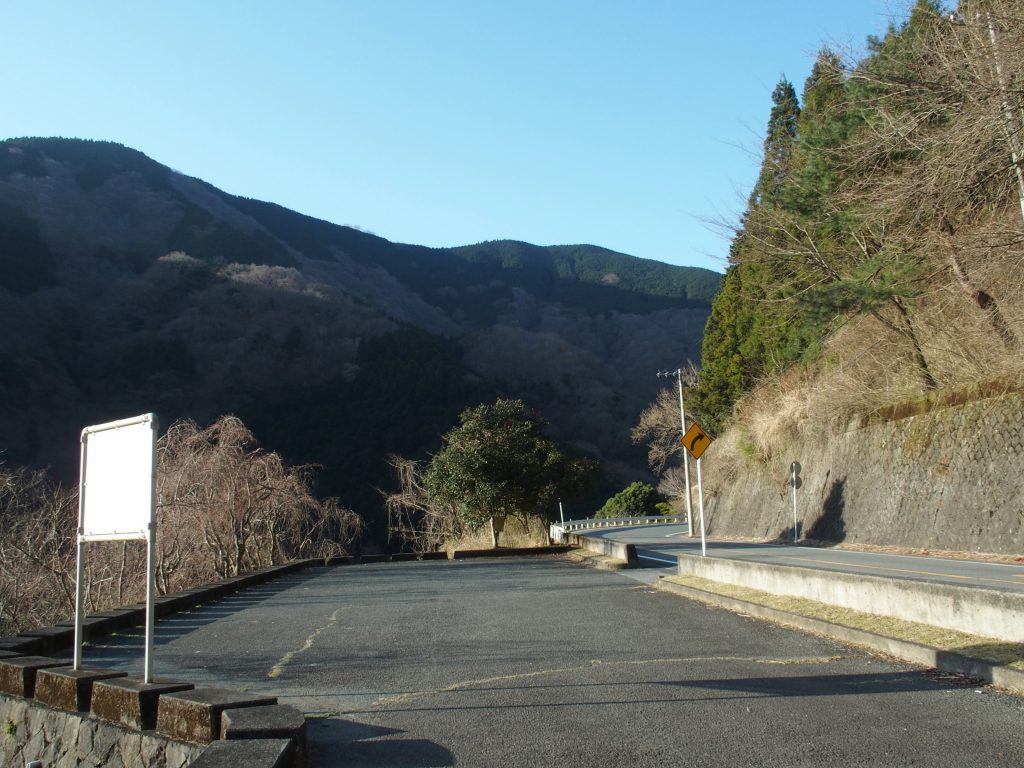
[144,422,158,683]
[676,373,694,538]
[144,531,156,683]
[790,461,802,544]
[696,457,707,557]
[679,419,712,557]
[73,432,88,671]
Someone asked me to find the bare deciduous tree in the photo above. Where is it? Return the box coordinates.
[0,462,77,634]
[842,0,1024,351]
[157,416,363,581]
[384,455,464,554]
[0,415,365,634]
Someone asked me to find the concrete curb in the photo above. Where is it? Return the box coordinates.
[449,546,574,560]
[675,551,1024,642]
[657,578,1024,696]
[568,534,637,566]
[564,550,629,572]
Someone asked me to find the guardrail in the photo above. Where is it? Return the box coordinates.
[550,515,687,544]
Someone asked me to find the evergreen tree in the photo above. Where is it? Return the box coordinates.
[423,399,596,529]
[750,79,801,208]
[693,77,802,431]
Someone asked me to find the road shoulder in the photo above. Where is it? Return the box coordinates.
[658,574,1024,696]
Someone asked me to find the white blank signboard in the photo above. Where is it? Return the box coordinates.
[80,414,157,541]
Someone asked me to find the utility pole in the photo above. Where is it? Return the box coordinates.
[658,369,694,537]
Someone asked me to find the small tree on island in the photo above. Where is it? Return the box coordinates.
[424,398,596,530]
[596,481,665,519]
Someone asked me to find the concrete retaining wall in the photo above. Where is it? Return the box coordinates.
[568,534,637,566]
[676,553,1024,642]
[0,693,202,768]
[705,393,1024,556]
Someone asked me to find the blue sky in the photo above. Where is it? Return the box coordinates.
[3,2,907,272]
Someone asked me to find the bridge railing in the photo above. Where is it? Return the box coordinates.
[550,514,687,544]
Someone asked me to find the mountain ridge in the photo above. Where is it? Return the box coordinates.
[0,137,716,542]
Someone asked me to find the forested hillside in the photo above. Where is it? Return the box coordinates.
[689,0,1024,444]
[0,137,717,543]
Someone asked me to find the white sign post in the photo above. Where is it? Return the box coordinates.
[75,413,158,682]
[681,422,712,557]
[790,461,802,544]
[695,457,707,557]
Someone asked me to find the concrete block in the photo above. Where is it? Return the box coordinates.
[18,626,76,655]
[389,551,449,562]
[196,581,231,600]
[0,636,36,653]
[155,594,190,617]
[34,665,127,712]
[91,677,195,731]
[323,555,355,566]
[0,655,68,698]
[449,546,572,560]
[8,635,45,655]
[86,608,145,631]
[171,588,209,610]
[55,616,116,642]
[222,704,307,767]
[189,738,295,768]
[156,687,277,744]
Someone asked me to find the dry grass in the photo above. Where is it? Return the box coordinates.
[665,574,1024,671]
[446,515,551,552]
[713,230,1024,480]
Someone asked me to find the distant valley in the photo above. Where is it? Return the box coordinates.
[0,138,717,541]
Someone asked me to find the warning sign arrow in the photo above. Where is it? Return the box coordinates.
[681,422,712,460]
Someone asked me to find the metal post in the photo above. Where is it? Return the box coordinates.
[676,372,694,538]
[143,416,158,684]
[696,457,707,557]
[73,433,88,671]
[559,501,565,525]
[659,369,694,538]
[144,530,155,683]
[73,540,85,670]
[791,464,799,544]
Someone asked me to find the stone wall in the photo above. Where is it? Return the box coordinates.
[1,694,201,768]
[705,393,1024,555]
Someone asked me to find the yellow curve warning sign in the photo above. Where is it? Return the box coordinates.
[681,422,712,460]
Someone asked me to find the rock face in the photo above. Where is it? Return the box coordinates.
[704,393,1024,555]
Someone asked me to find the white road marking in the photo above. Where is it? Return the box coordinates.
[638,553,677,566]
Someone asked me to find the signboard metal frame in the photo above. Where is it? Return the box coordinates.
[74,413,158,682]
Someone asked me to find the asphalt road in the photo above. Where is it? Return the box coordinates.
[84,557,1024,767]
[593,523,1024,593]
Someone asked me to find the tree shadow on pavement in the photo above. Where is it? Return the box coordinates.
[307,717,454,768]
[662,670,951,698]
[82,570,325,663]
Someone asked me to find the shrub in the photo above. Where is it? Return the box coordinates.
[596,481,664,519]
